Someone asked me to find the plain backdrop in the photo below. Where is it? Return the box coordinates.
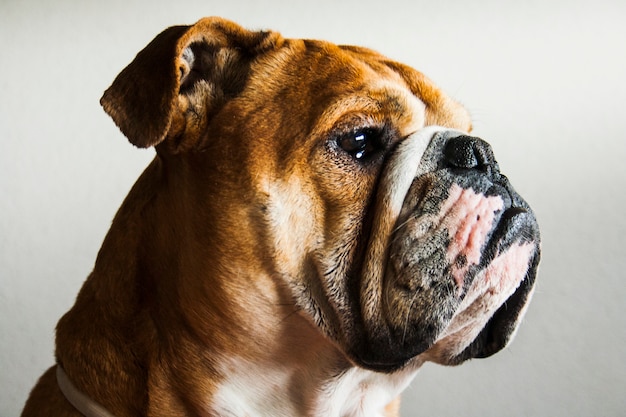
[1,0,625,416]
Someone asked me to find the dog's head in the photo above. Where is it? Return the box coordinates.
[102,17,540,373]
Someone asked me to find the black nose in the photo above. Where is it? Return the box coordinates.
[443,135,497,172]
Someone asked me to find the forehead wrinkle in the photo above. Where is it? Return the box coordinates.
[249,39,425,139]
[366,81,427,136]
[310,82,425,139]
[321,50,427,136]
[310,95,383,137]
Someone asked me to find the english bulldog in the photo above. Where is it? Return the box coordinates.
[22,17,540,417]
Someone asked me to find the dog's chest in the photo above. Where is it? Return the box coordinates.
[208,357,416,417]
[312,367,416,417]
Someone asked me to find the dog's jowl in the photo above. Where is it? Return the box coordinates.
[22,17,540,417]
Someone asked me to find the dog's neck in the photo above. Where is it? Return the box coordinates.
[54,157,420,416]
[57,347,420,417]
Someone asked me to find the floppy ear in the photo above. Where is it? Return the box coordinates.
[100,17,282,149]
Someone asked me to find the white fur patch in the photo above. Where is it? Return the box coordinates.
[209,358,299,417]
[313,367,417,417]
[210,356,418,417]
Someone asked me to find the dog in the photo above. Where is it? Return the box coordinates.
[22,17,540,417]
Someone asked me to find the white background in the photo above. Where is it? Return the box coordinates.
[2,0,625,415]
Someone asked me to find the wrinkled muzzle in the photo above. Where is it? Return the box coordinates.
[356,127,540,371]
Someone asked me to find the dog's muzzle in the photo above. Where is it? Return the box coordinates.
[356,128,540,371]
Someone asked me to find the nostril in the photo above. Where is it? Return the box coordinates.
[444,136,478,168]
[444,135,496,171]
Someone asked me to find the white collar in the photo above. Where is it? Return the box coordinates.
[56,365,117,417]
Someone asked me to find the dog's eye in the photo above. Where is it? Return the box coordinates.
[337,128,385,160]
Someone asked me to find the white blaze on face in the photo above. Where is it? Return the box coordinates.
[360,126,463,323]
[361,126,462,325]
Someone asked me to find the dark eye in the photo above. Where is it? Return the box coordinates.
[337,127,385,160]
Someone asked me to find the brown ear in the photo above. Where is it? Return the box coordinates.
[100,17,282,148]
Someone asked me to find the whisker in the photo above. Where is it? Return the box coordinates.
[401,292,420,345]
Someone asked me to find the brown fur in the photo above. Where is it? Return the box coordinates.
[22,17,471,416]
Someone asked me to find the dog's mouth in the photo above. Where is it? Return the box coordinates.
[351,129,541,372]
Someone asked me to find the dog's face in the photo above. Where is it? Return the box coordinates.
[102,18,540,373]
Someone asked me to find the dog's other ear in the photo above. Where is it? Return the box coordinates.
[100,17,282,149]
